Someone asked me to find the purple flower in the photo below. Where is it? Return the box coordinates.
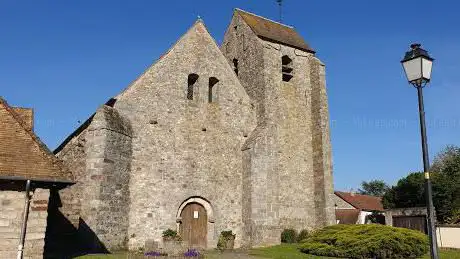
[144,251,167,256]
[184,248,200,257]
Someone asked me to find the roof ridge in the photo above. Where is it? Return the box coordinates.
[234,8,294,28]
[0,98,73,182]
[336,191,382,198]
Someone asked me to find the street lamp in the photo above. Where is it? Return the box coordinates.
[401,43,439,259]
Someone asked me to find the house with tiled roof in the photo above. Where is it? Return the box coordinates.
[0,97,73,258]
[334,191,385,224]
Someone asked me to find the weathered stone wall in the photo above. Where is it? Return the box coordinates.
[221,12,267,247]
[385,207,427,226]
[221,11,335,247]
[114,21,256,250]
[53,130,87,228]
[89,106,132,250]
[55,105,132,252]
[310,57,336,226]
[45,128,85,257]
[0,187,49,259]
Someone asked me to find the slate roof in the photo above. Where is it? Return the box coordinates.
[0,97,73,183]
[336,209,360,224]
[235,9,315,53]
[335,191,384,212]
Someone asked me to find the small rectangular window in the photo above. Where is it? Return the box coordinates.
[208,77,219,103]
[187,74,199,100]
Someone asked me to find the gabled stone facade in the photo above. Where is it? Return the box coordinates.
[53,9,335,253]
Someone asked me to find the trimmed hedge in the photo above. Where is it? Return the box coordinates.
[297,229,309,243]
[300,224,428,259]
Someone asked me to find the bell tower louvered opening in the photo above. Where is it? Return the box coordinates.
[282,55,293,82]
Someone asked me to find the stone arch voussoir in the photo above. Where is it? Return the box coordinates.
[176,197,214,223]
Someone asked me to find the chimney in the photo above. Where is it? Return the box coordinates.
[12,107,34,131]
[350,188,356,196]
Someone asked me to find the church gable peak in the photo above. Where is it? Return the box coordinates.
[116,18,222,100]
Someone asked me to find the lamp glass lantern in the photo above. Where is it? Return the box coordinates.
[401,43,434,86]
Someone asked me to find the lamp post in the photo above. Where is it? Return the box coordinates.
[401,43,439,259]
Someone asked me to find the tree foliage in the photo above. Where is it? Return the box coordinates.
[382,172,425,209]
[383,145,460,224]
[359,180,389,197]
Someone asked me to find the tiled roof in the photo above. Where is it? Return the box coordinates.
[335,191,384,212]
[235,9,315,53]
[336,209,360,224]
[11,107,33,131]
[0,97,73,183]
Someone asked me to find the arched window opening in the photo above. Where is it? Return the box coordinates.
[208,77,219,103]
[187,73,199,100]
[233,58,239,76]
[282,55,293,82]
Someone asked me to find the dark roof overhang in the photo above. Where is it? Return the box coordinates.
[0,175,74,190]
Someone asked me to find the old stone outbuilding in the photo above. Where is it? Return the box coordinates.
[53,8,335,253]
[0,97,73,259]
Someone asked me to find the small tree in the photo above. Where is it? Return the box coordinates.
[382,172,425,209]
[359,180,389,197]
[382,145,460,224]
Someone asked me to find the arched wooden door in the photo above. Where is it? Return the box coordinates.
[179,203,207,248]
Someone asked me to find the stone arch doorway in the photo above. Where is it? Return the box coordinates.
[180,203,207,248]
[176,197,215,248]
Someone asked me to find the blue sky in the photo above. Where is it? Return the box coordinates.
[1,0,459,191]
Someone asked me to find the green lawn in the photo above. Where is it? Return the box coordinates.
[76,245,460,259]
[251,244,460,259]
[76,246,321,259]
[422,249,460,259]
[249,244,336,259]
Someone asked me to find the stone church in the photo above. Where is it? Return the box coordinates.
[54,8,335,251]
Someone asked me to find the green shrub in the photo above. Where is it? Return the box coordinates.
[217,230,236,250]
[297,229,309,242]
[221,230,235,238]
[281,229,297,243]
[299,224,428,259]
[162,228,181,241]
